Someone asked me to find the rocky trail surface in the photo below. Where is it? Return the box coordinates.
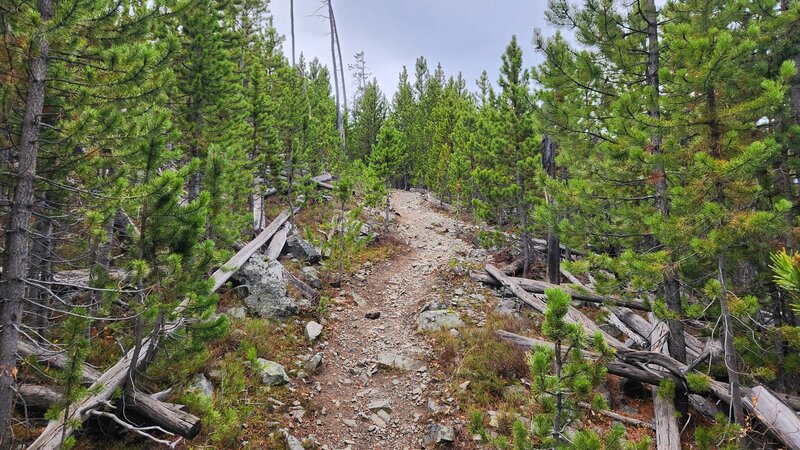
[294,190,486,449]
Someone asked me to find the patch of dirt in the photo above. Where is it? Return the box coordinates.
[295,190,477,449]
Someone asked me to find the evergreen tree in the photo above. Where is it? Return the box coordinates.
[473,36,538,274]
[369,119,406,234]
[349,78,387,161]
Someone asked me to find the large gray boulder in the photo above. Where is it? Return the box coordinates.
[234,255,298,319]
[286,235,321,263]
[257,358,290,386]
[418,310,464,331]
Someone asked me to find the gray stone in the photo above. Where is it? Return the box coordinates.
[427,398,441,414]
[369,413,387,428]
[226,306,246,320]
[286,235,321,263]
[376,409,392,424]
[235,255,298,319]
[420,299,448,313]
[304,353,323,372]
[418,310,464,331]
[281,429,305,450]
[376,352,425,371]
[189,373,214,398]
[257,358,289,386]
[367,399,392,413]
[423,423,455,447]
[305,321,323,341]
[301,266,323,289]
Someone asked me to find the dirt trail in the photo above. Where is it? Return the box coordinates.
[297,190,472,449]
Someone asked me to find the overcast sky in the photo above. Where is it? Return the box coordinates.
[269,0,555,101]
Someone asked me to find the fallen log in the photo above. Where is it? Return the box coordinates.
[266,223,290,260]
[124,391,201,439]
[16,385,61,410]
[282,267,320,305]
[485,265,626,349]
[211,209,291,292]
[578,401,655,430]
[497,329,800,449]
[311,173,333,190]
[472,271,650,311]
[749,386,800,450]
[16,386,200,439]
[28,209,292,449]
[16,340,100,384]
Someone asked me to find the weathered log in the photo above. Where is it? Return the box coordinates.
[211,209,291,292]
[749,386,800,450]
[124,390,201,439]
[282,267,320,304]
[485,265,626,349]
[496,331,678,387]
[578,401,655,430]
[311,173,332,183]
[311,173,333,190]
[16,385,61,410]
[16,340,100,384]
[472,270,650,311]
[649,317,681,450]
[51,269,127,288]
[28,209,292,449]
[497,331,800,449]
[266,223,290,260]
[16,386,200,439]
[501,258,524,276]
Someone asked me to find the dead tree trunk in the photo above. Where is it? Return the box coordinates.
[327,0,344,145]
[542,135,560,285]
[0,0,51,443]
[650,317,681,449]
[718,254,745,427]
[749,386,800,450]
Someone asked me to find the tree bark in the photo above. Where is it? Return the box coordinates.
[329,1,347,118]
[327,0,344,145]
[0,0,51,443]
[290,0,296,67]
[542,135,560,285]
[749,386,800,450]
[650,317,681,449]
[643,0,687,417]
[718,254,745,427]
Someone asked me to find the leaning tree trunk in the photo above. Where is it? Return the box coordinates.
[327,0,344,145]
[0,0,51,444]
[330,1,347,117]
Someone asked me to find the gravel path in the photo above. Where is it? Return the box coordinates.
[297,190,472,449]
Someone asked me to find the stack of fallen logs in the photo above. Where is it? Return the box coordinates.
[472,264,800,450]
[18,199,323,448]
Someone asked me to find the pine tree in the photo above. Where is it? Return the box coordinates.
[473,36,538,274]
[349,78,387,161]
[390,66,418,188]
[369,119,406,234]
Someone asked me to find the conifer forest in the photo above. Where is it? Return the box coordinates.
[2,0,800,448]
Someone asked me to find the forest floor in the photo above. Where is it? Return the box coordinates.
[295,190,480,449]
